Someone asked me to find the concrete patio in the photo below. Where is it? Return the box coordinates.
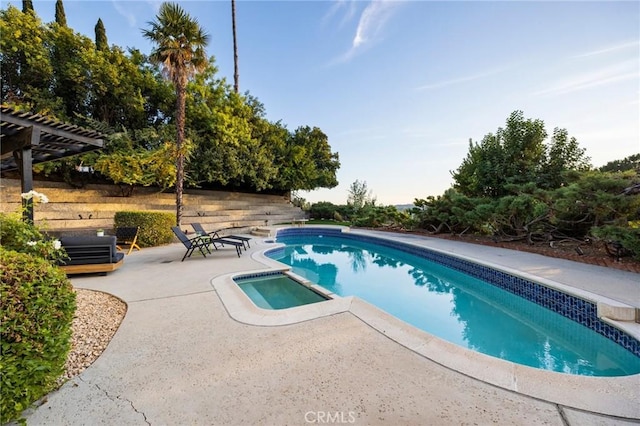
[21,227,640,425]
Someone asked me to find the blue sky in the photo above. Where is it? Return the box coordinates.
[5,0,639,205]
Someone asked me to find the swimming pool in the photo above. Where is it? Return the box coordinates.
[266,228,640,377]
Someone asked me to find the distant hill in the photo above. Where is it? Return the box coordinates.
[394,204,414,211]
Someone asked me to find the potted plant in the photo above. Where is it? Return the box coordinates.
[96,229,104,237]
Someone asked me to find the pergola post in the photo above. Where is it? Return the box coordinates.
[9,126,39,223]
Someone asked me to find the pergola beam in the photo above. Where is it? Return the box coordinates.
[1,107,105,224]
[2,113,103,147]
[0,126,38,156]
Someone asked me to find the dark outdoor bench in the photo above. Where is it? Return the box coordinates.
[58,235,125,275]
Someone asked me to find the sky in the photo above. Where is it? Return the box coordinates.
[3,0,639,206]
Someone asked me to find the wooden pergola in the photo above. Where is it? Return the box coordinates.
[1,107,105,221]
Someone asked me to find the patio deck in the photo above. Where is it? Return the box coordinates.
[21,227,640,425]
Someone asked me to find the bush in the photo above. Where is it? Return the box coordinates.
[591,225,640,260]
[0,213,66,264]
[0,249,76,424]
[114,211,175,247]
[309,202,338,220]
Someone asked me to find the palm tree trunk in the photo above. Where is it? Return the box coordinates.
[175,82,187,226]
[232,0,239,93]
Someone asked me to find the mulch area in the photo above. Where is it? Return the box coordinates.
[369,228,640,274]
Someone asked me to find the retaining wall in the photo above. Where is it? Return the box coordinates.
[0,179,305,234]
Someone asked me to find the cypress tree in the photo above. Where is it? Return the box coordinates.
[22,0,34,14]
[55,0,67,26]
[95,18,108,51]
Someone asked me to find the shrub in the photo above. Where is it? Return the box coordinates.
[309,202,338,220]
[0,213,66,263]
[591,225,640,260]
[0,249,76,424]
[114,211,175,247]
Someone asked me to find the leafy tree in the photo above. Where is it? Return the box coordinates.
[185,65,276,191]
[452,111,588,198]
[85,45,148,126]
[599,153,640,173]
[453,111,547,197]
[94,141,177,195]
[49,24,94,120]
[94,18,108,51]
[0,5,54,108]
[538,127,590,189]
[55,0,66,27]
[309,201,340,220]
[273,126,340,191]
[1,1,339,196]
[347,179,375,211]
[142,2,210,226]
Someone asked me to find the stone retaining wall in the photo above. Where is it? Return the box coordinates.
[0,179,305,233]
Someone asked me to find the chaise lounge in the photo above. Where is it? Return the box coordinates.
[191,223,252,250]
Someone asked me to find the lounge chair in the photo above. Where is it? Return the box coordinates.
[115,226,141,255]
[171,226,212,261]
[186,224,244,257]
[191,223,252,250]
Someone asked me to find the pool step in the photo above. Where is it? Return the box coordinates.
[251,227,272,237]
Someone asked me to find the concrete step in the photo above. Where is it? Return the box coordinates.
[251,228,273,237]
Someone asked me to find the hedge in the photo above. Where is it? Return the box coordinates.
[113,211,175,247]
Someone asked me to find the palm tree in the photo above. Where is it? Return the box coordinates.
[142,2,210,226]
[231,0,239,93]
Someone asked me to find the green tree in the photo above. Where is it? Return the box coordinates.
[538,127,590,189]
[599,153,640,173]
[453,110,587,197]
[275,126,340,191]
[94,18,108,51]
[55,0,66,26]
[22,0,33,14]
[49,24,94,119]
[347,179,375,211]
[85,45,147,126]
[0,5,54,108]
[185,64,278,191]
[142,2,210,226]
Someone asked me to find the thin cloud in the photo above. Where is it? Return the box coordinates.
[416,68,506,91]
[352,0,399,49]
[329,0,403,65]
[573,40,640,58]
[323,0,358,29]
[533,60,638,97]
[111,1,137,27]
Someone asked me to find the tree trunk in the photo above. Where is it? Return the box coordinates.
[231,0,239,93]
[175,81,187,226]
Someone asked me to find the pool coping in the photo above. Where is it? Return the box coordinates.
[210,227,640,420]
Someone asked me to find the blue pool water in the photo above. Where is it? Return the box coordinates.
[235,274,328,309]
[268,232,640,377]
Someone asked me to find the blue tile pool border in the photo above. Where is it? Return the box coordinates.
[270,227,640,358]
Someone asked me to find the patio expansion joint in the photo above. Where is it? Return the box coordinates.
[126,289,215,304]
